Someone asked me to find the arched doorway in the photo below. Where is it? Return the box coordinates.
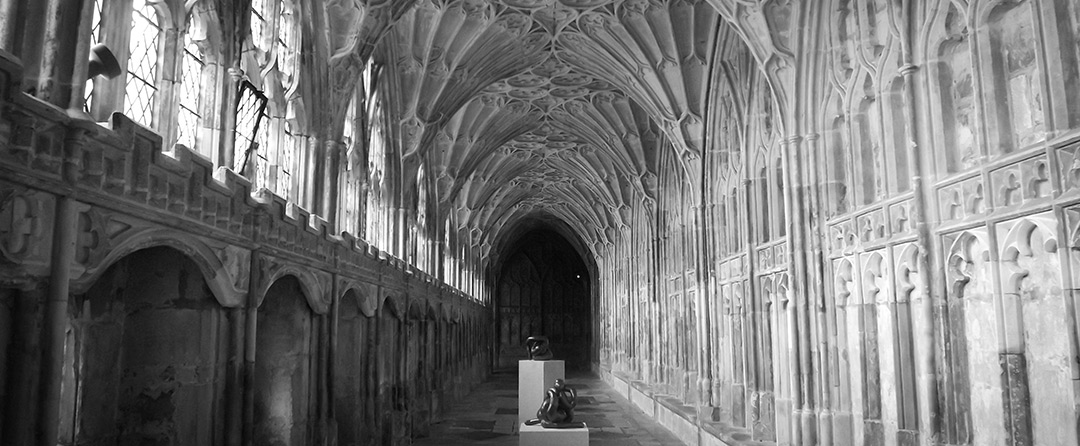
[495,229,591,370]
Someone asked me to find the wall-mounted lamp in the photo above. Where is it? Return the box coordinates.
[72,43,122,119]
[87,43,121,79]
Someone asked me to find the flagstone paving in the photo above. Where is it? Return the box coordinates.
[414,371,685,446]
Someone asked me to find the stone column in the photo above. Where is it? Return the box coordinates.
[155,26,181,145]
[0,0,22,51]
[322,140,343,228]
[372,299,384,443]
[221,68,244,170]
[65,0,95,118]
[898,1,938,441]
[694,202,713,410]
[779,134,815,446]
[303,135,319,212]
[241,257,260,446]
[225,307,246,445]
[27,0,84,108]
[317,312,332,440]
[802,132,833,446]
[37,124,90,446]
[328,277,340,422]
[36,198,73,446]
[392,207,403,258]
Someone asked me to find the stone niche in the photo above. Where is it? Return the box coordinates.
[58,247,229,445]
[254,275,315,446]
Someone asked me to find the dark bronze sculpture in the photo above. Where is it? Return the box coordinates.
[525,336,553,360]
[524,379,585,428]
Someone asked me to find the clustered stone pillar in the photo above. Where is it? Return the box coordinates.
[37,124,93,446]
[322,139,343,227]
[221,69,243,170]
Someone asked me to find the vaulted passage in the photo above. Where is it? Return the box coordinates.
[6,1,1080,446]
[495,228,591,370]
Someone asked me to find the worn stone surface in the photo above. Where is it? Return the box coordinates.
[414,371,684,446]
[57,247,226,446]
[255,276,314,446]
[5,1,1080,445]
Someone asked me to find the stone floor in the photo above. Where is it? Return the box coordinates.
[414,370,685,446]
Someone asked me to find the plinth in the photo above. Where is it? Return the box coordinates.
[518,423,589,446]
[518,359,565,424]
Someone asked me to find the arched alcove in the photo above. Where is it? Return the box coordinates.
[335,288,374,446]
[58,246,228,445]
[253,275,314,446]
[494,227,591,370]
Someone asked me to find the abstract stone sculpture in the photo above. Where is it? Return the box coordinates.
[524,379,585,428]
[525,336,553,360]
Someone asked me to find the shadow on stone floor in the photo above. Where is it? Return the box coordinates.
[412,370,685,446]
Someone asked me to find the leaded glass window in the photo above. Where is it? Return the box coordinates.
[84,0,103,111]
[177,17,205,154]
[234,82,268,175]
[89,2,103,54]
[364,62,387,249]
[250,0,272,53]
[276,1,298,88]
[273,128,296,198]
[254,117,271,192]
[416,163,430,272]
[340,94,361,236]
[125,0,161,127]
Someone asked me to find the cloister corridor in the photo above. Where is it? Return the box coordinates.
[7,1,1080,446]
[413,371,685,446]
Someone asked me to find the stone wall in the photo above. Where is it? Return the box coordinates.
[594,2,1080,446]
[0,51,490,446]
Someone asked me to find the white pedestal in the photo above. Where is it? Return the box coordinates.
[518,423,589,446]
[518,360,565,424]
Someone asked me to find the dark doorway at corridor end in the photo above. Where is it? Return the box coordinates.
[494,228,591,371]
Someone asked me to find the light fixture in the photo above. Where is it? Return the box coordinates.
[87,43,122,79]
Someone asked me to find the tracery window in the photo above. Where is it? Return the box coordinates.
[340,93,362,236]
[253,111,273,191]
[444,217,458,285]
[234,82,268,175]
[364,62,389,250]
[177,17,206,154]
[276,0,298,89]
[124,0,161,127]
[243,0,302,202]
[988,1,1044,152]
[250,0,273,53]
[271,128,297,198]
[416,164,430,272]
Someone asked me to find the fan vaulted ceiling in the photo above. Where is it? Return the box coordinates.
[324,0,790,258]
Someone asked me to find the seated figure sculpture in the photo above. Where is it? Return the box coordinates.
[525,336,553,360]
[524,379,585,428]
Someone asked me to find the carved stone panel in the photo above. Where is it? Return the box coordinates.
[941,226,1004,446]
[937,176,986,223]
[994,213,1076,446]
[0,183,53,286]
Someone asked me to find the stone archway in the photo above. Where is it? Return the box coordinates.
[495,228,591,370]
